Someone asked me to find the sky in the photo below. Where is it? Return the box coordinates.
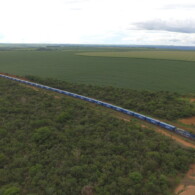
[0,0,195,45]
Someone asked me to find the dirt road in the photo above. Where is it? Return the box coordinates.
[175,164,195,195]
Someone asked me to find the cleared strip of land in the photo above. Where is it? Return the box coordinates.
[77,51,195,62]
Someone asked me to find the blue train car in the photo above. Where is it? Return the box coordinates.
[95,101,102,105]
[122,109,134,116]
[100,102,106,108]
[24,81,28,84]
[71,93,76,97]
[88,99,97,103]
[82,97,90,101]
[110,105,116,109]
[60,91,67,95]
[100,102,105,106]
[114,106,123,112]
[145,117,160,125]
[1,73,195,141]
[159,122,175,131]
[55,89,61,93]
[174,128,194,139]
[133,113,146,120]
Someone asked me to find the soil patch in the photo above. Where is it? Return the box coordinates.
[54,95,61,99]
[175,164,195,195]
[180,117,195,125]
[190,98,195,103]
[155,129,195,149]
[24,85,39,91]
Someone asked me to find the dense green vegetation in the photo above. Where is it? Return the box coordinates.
[0,77,194,195]
[25,76,195,121]
[0,46,195,93]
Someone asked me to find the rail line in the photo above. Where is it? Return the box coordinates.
[0,73,195,141]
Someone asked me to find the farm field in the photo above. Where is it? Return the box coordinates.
[0,47,195,93]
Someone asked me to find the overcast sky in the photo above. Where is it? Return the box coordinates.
[0,0,195,45]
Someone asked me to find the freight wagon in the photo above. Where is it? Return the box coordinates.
[0,74,194,141]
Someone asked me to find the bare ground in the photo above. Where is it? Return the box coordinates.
[180,117,195,126]
[190,98,195,103]
[175,164,195,195]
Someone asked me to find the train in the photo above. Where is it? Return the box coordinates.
[1,73,195,140]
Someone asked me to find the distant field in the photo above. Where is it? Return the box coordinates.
[78,51,195,62]
[0,48,195,93]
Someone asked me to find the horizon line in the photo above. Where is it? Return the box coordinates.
[1,43,195,47]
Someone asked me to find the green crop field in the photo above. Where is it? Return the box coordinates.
[0,47,195,93]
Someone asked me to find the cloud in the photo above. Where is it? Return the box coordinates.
[134,19,195,33]
[121,30,195,46]
[162,4,195,9]
[0,0,195,45]
[0,33,4,39]
[169,39,181,43]
[64,0,90,3]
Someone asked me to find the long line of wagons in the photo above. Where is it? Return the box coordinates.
[1,73,195,141]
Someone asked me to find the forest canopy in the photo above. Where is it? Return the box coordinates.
[0,78,194,195]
